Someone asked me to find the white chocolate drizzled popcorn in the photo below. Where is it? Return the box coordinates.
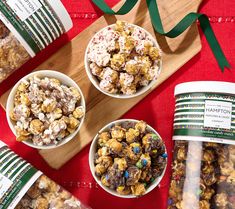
[10,75,85,145]
[87,21,162,95]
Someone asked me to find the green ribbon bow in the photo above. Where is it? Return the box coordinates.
[92,0,230,71]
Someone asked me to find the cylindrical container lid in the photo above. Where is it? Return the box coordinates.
[173,81,235,145]
[175,81,235,96]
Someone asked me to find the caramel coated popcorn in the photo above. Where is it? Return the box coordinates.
[15,175,87,209]
[94,121,167,196]
[168,141,235,209]
[87,21,162,95]
[0,20,30,83]
[10,75,85,146]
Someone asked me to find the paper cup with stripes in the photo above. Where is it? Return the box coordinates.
[173,81,235,145]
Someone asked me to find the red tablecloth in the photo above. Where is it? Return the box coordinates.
[0,1,235,209]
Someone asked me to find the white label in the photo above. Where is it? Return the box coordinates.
[204,100,232,129]
[0,173,13,199]
[6,0,42,21]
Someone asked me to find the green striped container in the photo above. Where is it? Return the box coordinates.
[0,0,72,57]
[0,140,91,209]
[173,81,235,145]
[0,140,42,209]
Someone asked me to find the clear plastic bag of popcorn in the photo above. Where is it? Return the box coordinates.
[168,82,235,209]
[0,140,91,209]
[0,0,72,84]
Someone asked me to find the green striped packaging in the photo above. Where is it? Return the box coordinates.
[0,141,42,209]
[173,81,235,145]
[0,0,72,57]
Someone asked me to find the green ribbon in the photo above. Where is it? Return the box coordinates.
[93,0,138,15]
[92,0,230,71]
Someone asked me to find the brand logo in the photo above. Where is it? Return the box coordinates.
[205,107,231,114]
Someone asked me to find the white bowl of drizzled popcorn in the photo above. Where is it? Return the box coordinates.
[89,119,167,198]
[6,70,86,149]
[85,21,162,99]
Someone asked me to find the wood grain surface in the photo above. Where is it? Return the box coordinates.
[0,0,202,169]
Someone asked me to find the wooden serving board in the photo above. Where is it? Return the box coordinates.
[0,0,202,169]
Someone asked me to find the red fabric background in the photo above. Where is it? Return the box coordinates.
[0,0,235,208]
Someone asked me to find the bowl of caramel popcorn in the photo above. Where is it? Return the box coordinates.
[89,119,167,198]
[85,21,162,99]
[6,70,86,149]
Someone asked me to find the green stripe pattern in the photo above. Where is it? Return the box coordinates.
[0,0,66,55]
[174,93,235,142]
[0,145,38,208]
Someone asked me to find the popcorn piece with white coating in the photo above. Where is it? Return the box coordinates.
[119,73,135,87]
[99,79,118,94]
[102,67,119,83]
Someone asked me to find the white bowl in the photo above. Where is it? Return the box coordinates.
[85,23,162,99]
[6,70,86,150]
[89,119,167,198]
